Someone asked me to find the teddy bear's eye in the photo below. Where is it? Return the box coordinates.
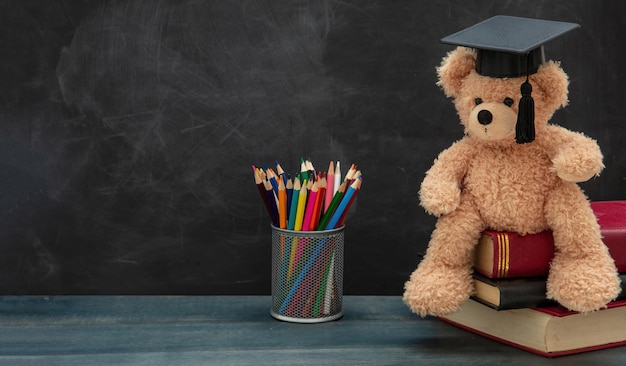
[475,98,483,106]
[503,97,514,107]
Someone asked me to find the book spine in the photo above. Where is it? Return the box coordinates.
[477,230,554,278]
[477,228,626,279]
[473,273,626,311]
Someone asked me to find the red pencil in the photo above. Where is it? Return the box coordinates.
[252,166,273,223]
[309,174,326,231]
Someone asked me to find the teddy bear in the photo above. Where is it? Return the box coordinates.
[403,46,621,317]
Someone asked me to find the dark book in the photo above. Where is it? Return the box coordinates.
[472,272,626,310]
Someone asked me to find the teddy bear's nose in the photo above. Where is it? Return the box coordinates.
[478,110,493,125]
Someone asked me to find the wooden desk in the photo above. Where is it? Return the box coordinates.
[0,296,622,365]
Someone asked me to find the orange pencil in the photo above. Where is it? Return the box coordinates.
[278,176,288,229]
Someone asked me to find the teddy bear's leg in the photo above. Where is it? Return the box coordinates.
[403,197,484,317]
[545,183,621,313]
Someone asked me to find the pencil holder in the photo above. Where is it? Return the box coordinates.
[270,225,344,323]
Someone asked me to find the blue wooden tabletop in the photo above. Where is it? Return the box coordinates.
[0,296,622,365]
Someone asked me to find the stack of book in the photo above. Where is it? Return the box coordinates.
[441,200,626,357]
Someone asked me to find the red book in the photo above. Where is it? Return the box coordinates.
[441,298,626,357]
[474,200,626,279]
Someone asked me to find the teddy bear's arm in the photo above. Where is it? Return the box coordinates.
[544,125,604,183]
[419,139,473,216]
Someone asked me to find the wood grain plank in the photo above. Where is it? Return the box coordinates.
[0,296,623,365]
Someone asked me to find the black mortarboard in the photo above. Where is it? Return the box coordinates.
[440,16,580,143]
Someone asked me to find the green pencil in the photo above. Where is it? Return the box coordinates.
[287,175,301,230]
[316,182,346,231]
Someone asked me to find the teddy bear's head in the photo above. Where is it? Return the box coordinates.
[437,47,570,143]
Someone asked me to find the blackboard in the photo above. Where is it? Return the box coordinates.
[1,0,624,295]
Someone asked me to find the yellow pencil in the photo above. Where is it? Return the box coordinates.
[293,182,308,231]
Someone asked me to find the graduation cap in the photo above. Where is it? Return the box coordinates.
[440,16,580,143]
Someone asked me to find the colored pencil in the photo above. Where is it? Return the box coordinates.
[293,182,308,231]
[287,176,301,230]
[334,161,341,195]
[285,176,293,218]
[309,174,326,231]
[287,236,298,281]
[314,248,334,316]
[300,157,309,182]
[252,166,273,221]
[323,252,335,314]
[263,179,279,226]
[278,177,288,229]
[325,161,335,211]
[324,178,359,230]
[344,164,357,184]
[267,167,279,194]
[301,180,319,232]
[317,182,346,230]
[306,159,315,178]
[253,159,362,231]
[337,177,362,227]
[276,160,288,185]
[279,236,329,314]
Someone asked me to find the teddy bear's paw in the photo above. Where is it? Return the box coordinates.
[546,258,621,313]
[419,181,461,217]
[403,265,472,317]
[552,150,604,183]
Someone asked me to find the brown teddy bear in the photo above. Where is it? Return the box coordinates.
[403,45,621,317]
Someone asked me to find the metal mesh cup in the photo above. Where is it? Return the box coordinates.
[270,225,344,323]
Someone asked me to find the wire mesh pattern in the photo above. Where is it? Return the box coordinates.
[270,225,344,323]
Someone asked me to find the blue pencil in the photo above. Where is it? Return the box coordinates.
[265,165,279,194]
[287,176,301,230]
[263,179,279,226]
[276,160,289,187]
[324,178,358,230]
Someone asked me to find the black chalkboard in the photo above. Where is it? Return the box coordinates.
[1,0,624,295]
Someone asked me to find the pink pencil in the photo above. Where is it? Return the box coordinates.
[325,161,335,211]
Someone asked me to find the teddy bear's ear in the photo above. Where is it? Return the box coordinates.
[436,47,477,98]
[531,60,570,110]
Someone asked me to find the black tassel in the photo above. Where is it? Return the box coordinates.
[516,78,535,144]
